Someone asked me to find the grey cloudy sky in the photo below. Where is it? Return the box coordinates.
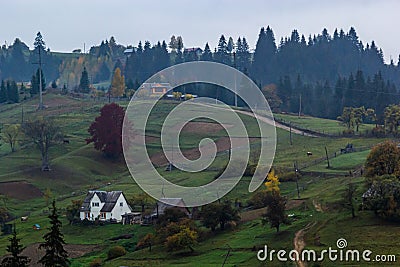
[1,0,399,63]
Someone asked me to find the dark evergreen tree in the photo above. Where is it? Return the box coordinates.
[78,67,90,93]
[34,32,46,51]
[8,38,29,81]
[0,80,7,103]
[236,37,250,72]
[38,200,70,267]
[252,26,277,85]
[157,40,170,68]
[30,68,46,95]
[51,80,57,89]
[30,74,39,95]
[8,80,19,103]
[214,35,230,65]
[227,37,234,54]
[201,43,212,61]
[1,225,30,267]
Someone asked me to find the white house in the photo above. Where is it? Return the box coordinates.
[79,191,132,222]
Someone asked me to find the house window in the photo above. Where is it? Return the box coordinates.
[120,202,123,207]
[92,202,99,207]
[100,212,106,219]
[85,212,90,219]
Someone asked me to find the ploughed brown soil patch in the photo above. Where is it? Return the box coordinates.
[18,243,102,267]
[131,134,160,145]
[178,121,232,134]
[0,181,43,200]
[150,137,258,167]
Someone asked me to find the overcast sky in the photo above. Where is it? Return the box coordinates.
[1,0,399,63]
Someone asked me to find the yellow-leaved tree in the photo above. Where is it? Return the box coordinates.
[111,68,125,98]
[262,169,289,232]
[265,169,280,193]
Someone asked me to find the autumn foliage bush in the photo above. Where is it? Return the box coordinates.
[107,245,126,260]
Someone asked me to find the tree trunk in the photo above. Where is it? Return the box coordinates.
[351,206,355,218]
[276,224,280,232]
[42,148,50,171]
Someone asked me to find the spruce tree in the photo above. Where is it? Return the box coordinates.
[38,200,70,267]
[201,43,212,61]
[79,67,90,93]
[6,80,11,102]
[9,81,19,103]
[1,225,30,267]
[0,80,7,103]
[34,32,46,51]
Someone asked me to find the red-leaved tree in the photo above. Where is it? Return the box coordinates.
[87,103,125,158]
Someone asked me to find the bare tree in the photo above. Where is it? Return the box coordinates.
[23,117,62,171]
[1,124,21,152]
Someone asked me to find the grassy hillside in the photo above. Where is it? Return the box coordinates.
[0,93,397,266]
[274,113,375,135]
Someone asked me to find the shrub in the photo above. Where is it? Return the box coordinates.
[89,258,102,267]
[342,129,354,137]
[248,190,270,208]
[371,126,386,138]
[244,164,257,176]
[107,245,126,260]
[279,171,301,182]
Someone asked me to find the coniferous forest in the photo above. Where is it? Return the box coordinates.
[1,27,400,120]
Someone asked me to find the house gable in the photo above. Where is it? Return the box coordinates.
[80,191,131,222]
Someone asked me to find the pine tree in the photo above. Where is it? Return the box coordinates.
[30,74,38,95]
[227,37,234,53]
[1,225,30,267]
[38,200,70,267]
[34,32,46,51]
[252,26,277,85]
[215,35,230,65]
[0,80,7,103]
[79,67,90,93]
[51,80,57,89]
[30,68,46,95]
[6,81,11,102]
[9,81,19,103]
[201,43,212,61]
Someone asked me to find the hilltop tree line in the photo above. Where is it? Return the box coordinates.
[0,32,60,82]
[275,69,398,120]
[1,28,400,119]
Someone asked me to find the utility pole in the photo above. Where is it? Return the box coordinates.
[33,47,44,110]
[289,122,293,145]
[325,146,330,168]
[298,93,302,118]
[294,161,300,199]
[21,104,24,124]
[233,52,237,107]
[38,48,43,109]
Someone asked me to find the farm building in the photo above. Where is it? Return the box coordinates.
[79,191,132,222]
[153,197,190,217]
[139,82,172,97]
